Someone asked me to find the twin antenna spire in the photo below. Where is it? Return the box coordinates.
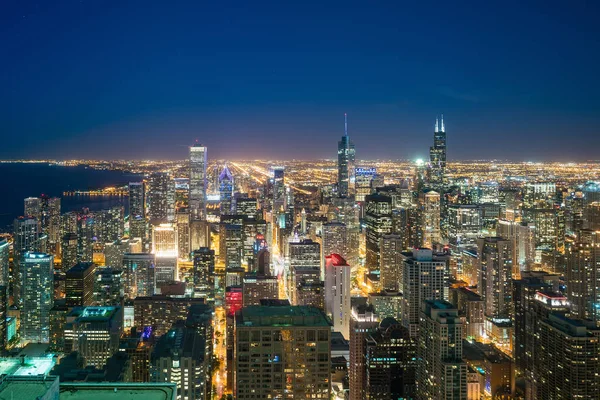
[435,114,445,133]
[344,113,348,137]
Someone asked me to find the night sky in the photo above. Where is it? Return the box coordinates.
[2,1,599,161]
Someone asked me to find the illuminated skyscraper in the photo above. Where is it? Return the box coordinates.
[219,165,234,215]
[148,172,175,223]
[419,190,441,248]
[61,233,78,270]
[337,113,356,198]
[189,144,208,221]
[151,223,177,289]
[0,239,9,287]
[24,197,42,220]
[364,193,393,272]
[272,166,285,212]
[355,167,377,202]
[13,216,47,302]
[65,262,97,307]
[20,252,54,343]
[129,182,146,241]
[380,234,403,291]
[476,237,514,319]
[349,304,379,400]
[428,115,447,186]
[325,253,351,338]
[122,253,156,298]
[322,222,347,277]
[176,210,191,260]
[192,248,215,299]
[566,229,600,323]
[416,300,467,400]
[41,195,61,252]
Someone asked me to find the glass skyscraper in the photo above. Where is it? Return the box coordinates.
[20,252,54,343]
[189,144,208,221]
[337,113,355,198]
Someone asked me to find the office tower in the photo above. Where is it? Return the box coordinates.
[448,204,481,247]
[151,223,178,287]
[222,224,243,269]
[219,165,234,215]
[533,314,600,399]
[148,172,175,222]
[289,239,321,304]
[134,296,205,337]
[64,306,123,368]
[401,249,448,337]
[417,300,467,400]
[496,220,536,271]
[94,267,123,306]
[271,166,286,212]
[129,182,147,243]
[189,144,207,221]
[566,229,600,322]
[337,113,356,198]
[190,219,209,250]
[61,233,78,270]
[234,305,331,399]
[65,262,96,307]
[104,238,140,269]
[449,287,484,340]
[152,320,212,400]
[235,197,258,219]
[429,115,447,186]
[355,167,377,202]
[368,290,403,320]
[380,234,403,291]
[349,304,379,400]
[419,190,441,248]
[192,248,214,299]
[241,218,268,269]
[324,254,351,338]
[24,197,42,219]
[174,211,191,261]
[322,221,347,263]
[41,196,61,252]
[365,318,416,399]
[242,274,279,306]
[523,182,556,209]
[20,252,54,343]
[476,237,514,319]
[76,212,95,263]
[97,206,124,243]
[122,253,156,298]
[364,193,393,272]
[0,240,9,287]
[13,216,46,302]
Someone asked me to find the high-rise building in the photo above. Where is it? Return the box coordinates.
[289,239,321,304]
[337,113,356,198]
[417,300,467,400]
[93,267,123,306]
[380,234,403,291]
[20,252,54,343]
[41,196,61,251]
[221,224,243,269]
[324,254,351,339]
[477,237,514,319]
[566,229,600,323]
[235,197,258,219]
[322,222,347,279]
[148,172,175,222]
[364,193,393,272]
[151,223,178,288]
[128,182,146,241]
[355,167,377,202]
[64,306,123,368]
[349,304,379,400]
[61,233,78,270]
[419,190,441,248]
[272,166,286,212]
[134,296,206,337]
[242,274,279,306]
[0,240,9,287]
[13,216,46,301]
[234,305,331,399]
[429,115,447,186]
[192,248,215,299]
[365,318,416,399]
[448,204,481,247]
[175,210,191,260]
[152,320,212,400]
[219,165,234,215]
[401,249,448,337]
[24,197,42,220]
[189,144,208,221]
[122,253,156,298]
[65,262,96,307]
[533,313,600,399]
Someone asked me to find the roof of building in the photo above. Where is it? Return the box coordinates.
[0,376,58,400]
[59,383,177,400]
[237,306,330,327]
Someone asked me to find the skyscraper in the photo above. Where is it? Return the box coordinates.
[380,234,403,291]
[272,166,285,212]
[129,182,146,241]
[148,173,175,223]
[364,193,393,273]
[65,262,97,307]
[192,248,215,299]
[349,304,379,400]
[20,252,54,343]
[419,190,441,248]
[417,300,467,400]
[24,197,42,220]
[429,115,447,186]
[0,239,9,287]
[324,253,351,338]
[476,237,514,319]
[566,229,600,323]
[189,144,208,221]
[219,165,234,215]
[122,253,156,298]
[13,216,46,302]
[337,113,356,198]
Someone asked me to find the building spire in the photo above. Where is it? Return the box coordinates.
[344,113,348,137]
[435,117,439,133]
[441,114,445,133]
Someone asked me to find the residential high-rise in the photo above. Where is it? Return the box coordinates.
[134,295,206,337]
[364,193,393,272]
[365,318,416,399]
[477,237,514,319]
[129,182,146,241]
[417,300,467,400]
[64,306,123,368]
[122,253,156,298]
[189,144,208,221]
[219,165,234,215]
[20,252,54,343]
[289,239,321,304]
[93,267,123,306]
[0,240,9,287]
[322,222,347,278]
[429,115,447,186]
[175,210,191,260]
[61,233,78,270]
[349,304,379,400]
[566,229,600,323]
[41,195,61,252]
[65,262,96,307]
[24,197,42,220]
[234,305,331,399]
[401,249,448,337]
[192,248,215,299]
[148,172,175,222]
[152,320,212,400]
[324,254,351,339]
[448,204,481,247]
[380,234,403,291]
[419,190,441,248]
[337,113,356,198]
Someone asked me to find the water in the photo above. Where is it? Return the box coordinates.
[0,163,143,232]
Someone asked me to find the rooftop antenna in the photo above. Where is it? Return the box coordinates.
[344,113,348,137]
[441,114,445,133]
[435,117,439,133]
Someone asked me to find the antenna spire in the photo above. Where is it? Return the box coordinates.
[441,114,445,132]
[435,117,439,133]
[344,113,348,137]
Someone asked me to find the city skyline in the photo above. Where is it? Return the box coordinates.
[3,1,600,161]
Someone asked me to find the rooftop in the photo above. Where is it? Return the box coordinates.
[237,306,330,327]
[59,383,176,400]
[0,356,56,377]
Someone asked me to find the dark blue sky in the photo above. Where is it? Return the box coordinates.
[2,1,599,161]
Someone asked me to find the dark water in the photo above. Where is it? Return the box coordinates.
[0,163,142,232]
